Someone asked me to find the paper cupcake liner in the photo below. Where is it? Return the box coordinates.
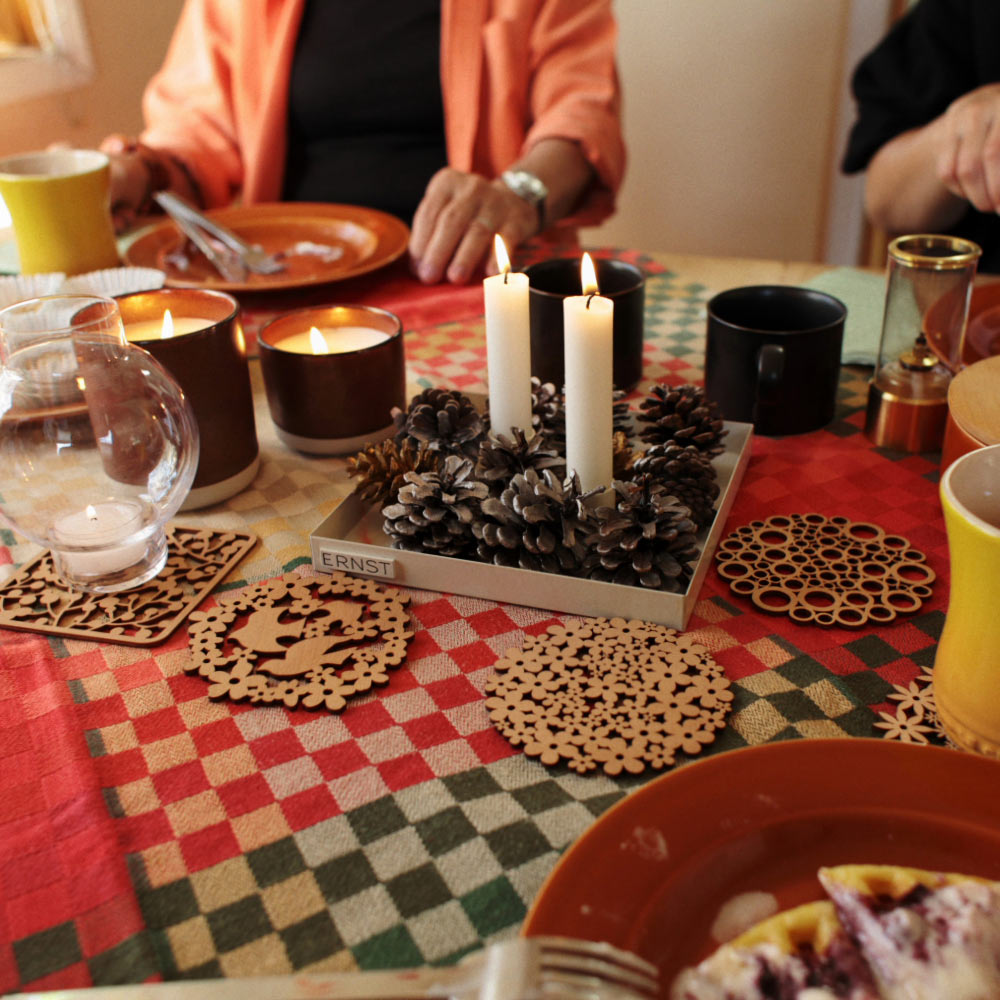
[59,266,166,297]
[0,273,66,310]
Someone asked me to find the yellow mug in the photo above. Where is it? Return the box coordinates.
[0,149,120,275]
[934,442,1000,757]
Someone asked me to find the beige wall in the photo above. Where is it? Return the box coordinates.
[1,0,887,265]
[0,0,183,154]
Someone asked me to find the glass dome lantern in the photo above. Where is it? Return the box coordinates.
[0,295,198,593]
[865,234,981,453]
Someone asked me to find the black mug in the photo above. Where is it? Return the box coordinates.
[526,257,645,391]
[705,285,846,436]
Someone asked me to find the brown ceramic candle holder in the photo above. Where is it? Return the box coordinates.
[259,305,406,454]
[526,257,645,391]
[117,288,260,510]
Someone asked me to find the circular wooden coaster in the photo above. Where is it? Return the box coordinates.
[485,616,732,776]
[715,513,935,627]
[187,571,411,712]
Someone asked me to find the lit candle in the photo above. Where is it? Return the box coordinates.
[564,253,614,498]
[484,235,533,439]
[51,501,148,577]
[124,309,214,342]
[276,326,390,355]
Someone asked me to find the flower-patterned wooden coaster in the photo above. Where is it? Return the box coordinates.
[715,513,935,627]
[485,616,732,777]
[0,527,256,646]
[186,571,412,712]
[875,667,952,747]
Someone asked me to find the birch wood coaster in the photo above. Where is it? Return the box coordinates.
[186,570,412,712]
[0,527,255,646]
[715,513,935,627]
[485,616,732,777]
[875,666,952,747]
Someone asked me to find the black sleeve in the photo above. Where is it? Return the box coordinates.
[842,0,979,174]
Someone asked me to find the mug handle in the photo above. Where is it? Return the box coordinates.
[752,343,785,423]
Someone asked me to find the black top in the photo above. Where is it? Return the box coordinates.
[842,0,1000,271]
[282,0,448,223]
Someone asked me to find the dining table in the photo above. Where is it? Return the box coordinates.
[0,242,958,994]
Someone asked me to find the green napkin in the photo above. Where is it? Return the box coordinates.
[805,267,886,367]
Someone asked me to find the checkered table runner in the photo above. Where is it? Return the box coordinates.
[0,251,949,990]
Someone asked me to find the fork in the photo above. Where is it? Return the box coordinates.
[8,936,659,1000]
[154,191,285,276]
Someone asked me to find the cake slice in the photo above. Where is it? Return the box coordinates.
[670,900,882,999]
[818,864,1000,1000]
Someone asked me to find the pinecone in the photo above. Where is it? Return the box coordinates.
[382,455,488,557]
[347,438,442,507]
[612,430,634,481]
[627,444,720,531]
[473,468,598,573]
[635,383,727,457]
[582,478,699,591]
[535,383,634,451]
[392,387,486,459]
[476,428,565,494]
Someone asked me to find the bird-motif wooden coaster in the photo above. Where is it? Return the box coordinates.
[186,571,412,712]
[485,616,732,776]
[715,513,935,627]
[0,527,256,646]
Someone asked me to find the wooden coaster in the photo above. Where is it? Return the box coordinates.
[875,667,952,747]
[186,571,412,713]
[715,513,935,627]
[0,527,256,647]
[485,616,732,776]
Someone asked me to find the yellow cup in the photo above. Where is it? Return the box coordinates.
[934,442,1000,757]
[0,149,120,275]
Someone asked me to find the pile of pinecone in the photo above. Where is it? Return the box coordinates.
[346,379,727,593]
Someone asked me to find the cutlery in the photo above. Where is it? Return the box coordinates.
[9,935,659,999]
[154,192,285,277]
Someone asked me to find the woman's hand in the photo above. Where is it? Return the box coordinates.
[409,168,539,285]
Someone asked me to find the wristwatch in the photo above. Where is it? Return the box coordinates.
[501,169,548,233]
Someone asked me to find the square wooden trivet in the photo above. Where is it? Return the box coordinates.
[0,526,256,646]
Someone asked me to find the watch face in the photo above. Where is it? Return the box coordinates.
[504,170,547,204]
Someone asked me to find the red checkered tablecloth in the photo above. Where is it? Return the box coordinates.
[0,250,950,990]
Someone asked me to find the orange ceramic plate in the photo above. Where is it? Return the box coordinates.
[123,202,409,293]
[522,739,1000,997]
[926,280,1000,370]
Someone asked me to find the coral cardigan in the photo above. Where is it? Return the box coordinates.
[141,0,625,225]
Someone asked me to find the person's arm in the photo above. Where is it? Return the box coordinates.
[865,82,1000,235]
[409,138,593,285]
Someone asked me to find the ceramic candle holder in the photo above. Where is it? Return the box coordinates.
[117,288,260,510]
[526,258,645,392]
[259,305,406,454]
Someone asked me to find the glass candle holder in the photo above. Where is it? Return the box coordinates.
[865,234,981,452]
[0,295,198,593]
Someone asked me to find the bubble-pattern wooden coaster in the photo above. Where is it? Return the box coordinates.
[875,667,952,747]
[715,513,935,627]
[0,527,256,646]
[186,571,412,713]
[485,617,732,777]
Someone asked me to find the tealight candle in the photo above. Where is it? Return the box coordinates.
[276,326,390,355]
[564,252,614,498]
[124,310,214,341]
[51,501,147,577]
[483,235,533,439]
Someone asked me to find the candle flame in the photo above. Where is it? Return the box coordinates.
[494,234,511,276]
[580,253,599,296]
[309,327,330,355]
[161,309,175,340]
[85,505,97,521]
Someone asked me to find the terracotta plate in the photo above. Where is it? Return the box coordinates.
[926,280,1000,371]
[123,202,409,293]
[522,739,1000,997]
